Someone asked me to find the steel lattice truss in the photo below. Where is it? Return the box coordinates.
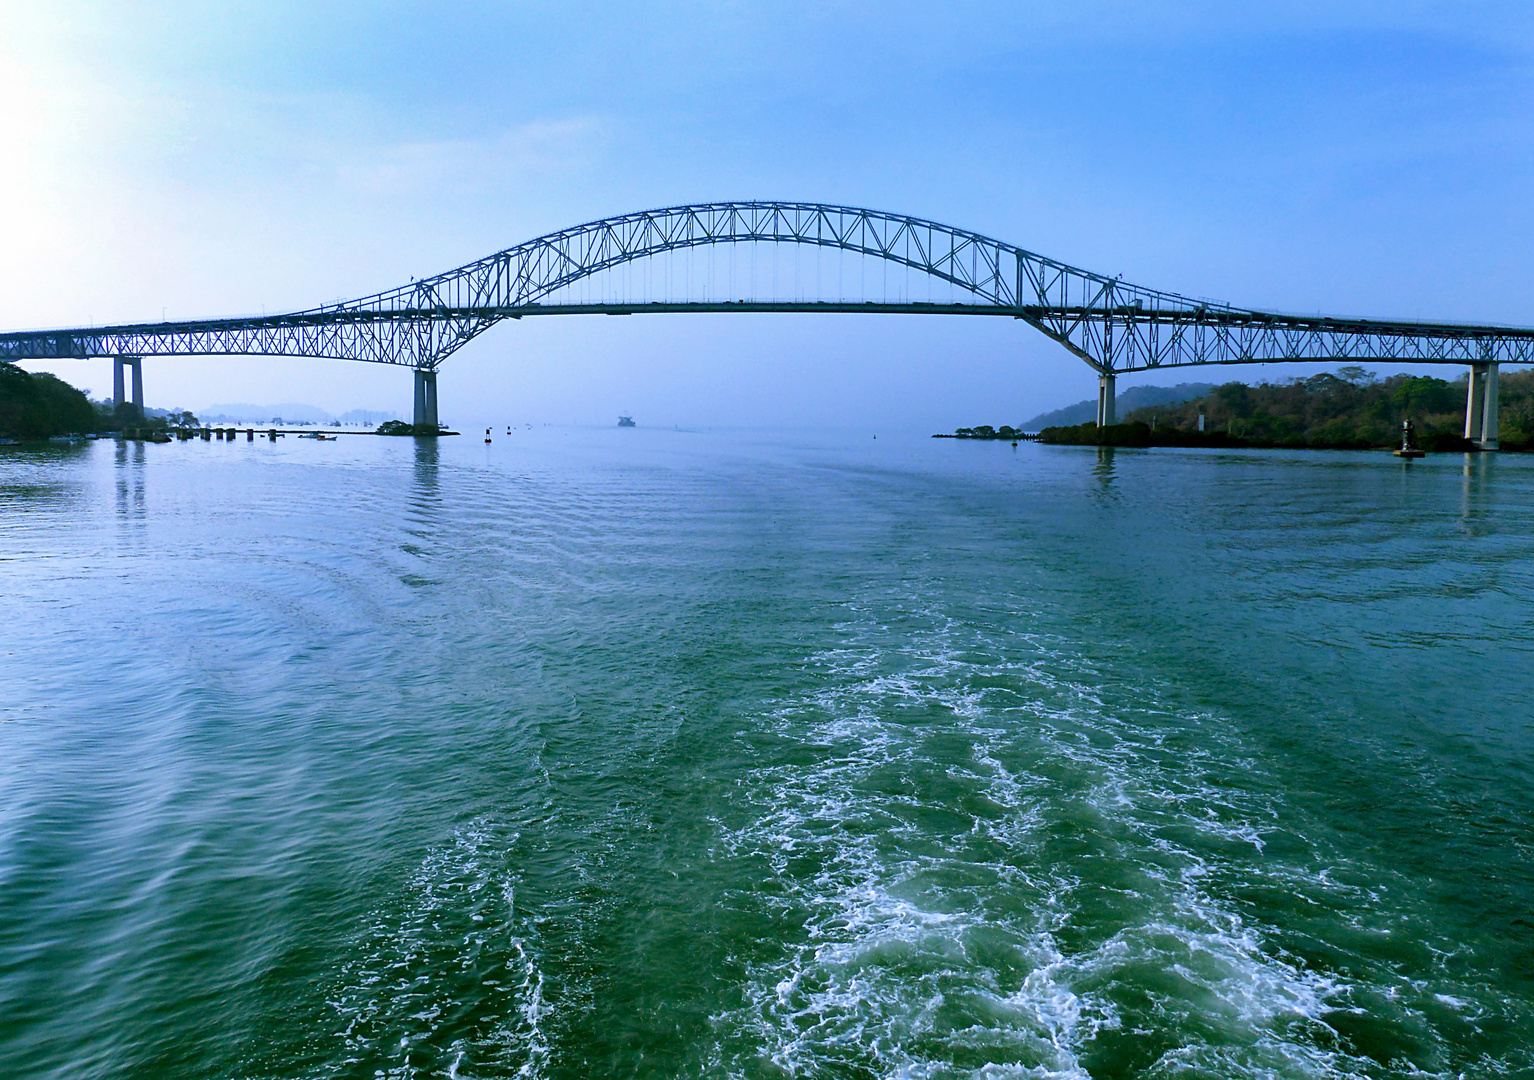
[3,201,1532,374]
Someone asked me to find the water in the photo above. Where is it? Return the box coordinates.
[1,430,1530,1079]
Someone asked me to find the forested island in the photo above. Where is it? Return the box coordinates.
[375,420,457,436]
[934,425,1028,441]
[945,369,1534,452]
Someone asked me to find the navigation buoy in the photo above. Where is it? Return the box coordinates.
[1394,418,1424,459]
[485,427,492,444]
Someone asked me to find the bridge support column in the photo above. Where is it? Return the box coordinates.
[1096,373,1117,427]
[114,356,143,415]
[413,368,439,431]
[1465,362,1499,450]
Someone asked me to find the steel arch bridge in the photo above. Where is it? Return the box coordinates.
[3,200,1531,438]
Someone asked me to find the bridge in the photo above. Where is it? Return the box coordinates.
[3,201,1531,448]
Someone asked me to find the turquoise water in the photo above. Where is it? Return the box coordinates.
[1,431,1530,1079]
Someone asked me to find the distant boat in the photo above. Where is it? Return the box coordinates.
[618,415,636,428]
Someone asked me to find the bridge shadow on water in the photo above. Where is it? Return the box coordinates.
[1092,444,1119,496]
[1459,451,1499,536]
[113,439,146,533]
[412,437,440,496]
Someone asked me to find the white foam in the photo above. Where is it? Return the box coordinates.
[320,821,553,1079]
[703,593,1515,1077]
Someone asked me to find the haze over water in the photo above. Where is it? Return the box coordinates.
[1,430,1531,1078]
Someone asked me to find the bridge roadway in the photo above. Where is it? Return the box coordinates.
[2,201,1530,448]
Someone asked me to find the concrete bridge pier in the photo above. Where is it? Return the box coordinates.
[1095,373,1117,427]
[1464,361,1500,450]
[113,356,143,415]
[413,368,439,431]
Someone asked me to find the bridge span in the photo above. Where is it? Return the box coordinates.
[3,201,1531,448]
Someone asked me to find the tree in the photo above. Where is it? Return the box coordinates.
[0,364,99,439]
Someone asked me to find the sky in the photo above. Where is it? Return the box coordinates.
[3,1,1532,430]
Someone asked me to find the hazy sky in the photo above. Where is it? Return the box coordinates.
[4,1,1532,429]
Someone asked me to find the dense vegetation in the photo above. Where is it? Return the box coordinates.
[0,364,101,440]
[1035,422,1248,448]
[0,363,179,440]
[1038,369,1534,451]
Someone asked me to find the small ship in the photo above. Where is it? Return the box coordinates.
[617,415,636,428]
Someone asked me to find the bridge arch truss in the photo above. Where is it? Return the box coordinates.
[3,201,1532,423]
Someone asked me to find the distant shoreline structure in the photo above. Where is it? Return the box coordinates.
[200,404,401,426]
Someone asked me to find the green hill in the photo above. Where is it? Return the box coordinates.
[1023,381,1215,429]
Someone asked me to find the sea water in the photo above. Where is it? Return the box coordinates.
[1,430,1530,1078]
